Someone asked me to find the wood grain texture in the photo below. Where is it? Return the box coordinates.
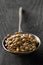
[0,0,43,65]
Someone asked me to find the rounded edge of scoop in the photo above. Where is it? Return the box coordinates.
[2,37,10,52]
[32,34,41,49]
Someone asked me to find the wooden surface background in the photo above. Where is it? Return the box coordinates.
[0,0,43,65]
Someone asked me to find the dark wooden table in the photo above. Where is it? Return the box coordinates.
[0,0,43,65]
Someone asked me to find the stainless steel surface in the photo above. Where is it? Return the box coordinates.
[18,7,23,32]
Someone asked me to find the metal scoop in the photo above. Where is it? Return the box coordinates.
[2,7,41,55]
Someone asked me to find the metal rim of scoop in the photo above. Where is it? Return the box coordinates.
[2,33,41,54]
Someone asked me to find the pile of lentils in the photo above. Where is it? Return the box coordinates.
[4,32,39,53]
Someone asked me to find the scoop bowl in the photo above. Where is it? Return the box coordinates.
[2,33,41,55]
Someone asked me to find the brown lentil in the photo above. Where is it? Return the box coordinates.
[4,32,39,53]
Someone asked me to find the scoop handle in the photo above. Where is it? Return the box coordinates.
[18,7,22,32]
